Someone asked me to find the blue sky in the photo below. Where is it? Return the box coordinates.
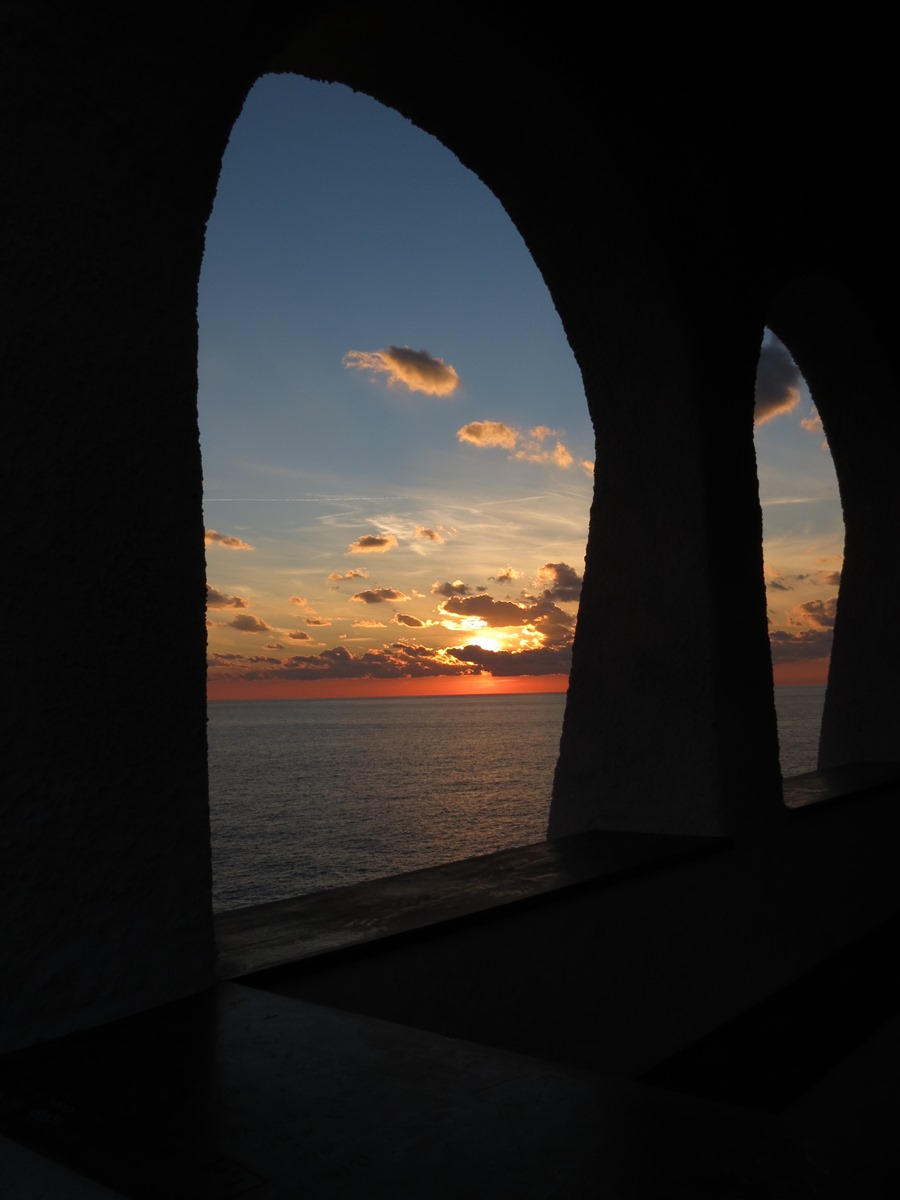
[200,74,842,695]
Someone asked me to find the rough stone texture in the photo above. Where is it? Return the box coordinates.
[3,4,900,1052]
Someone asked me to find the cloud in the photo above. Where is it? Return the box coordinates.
[457,420,579,469]
[289,595,311,609]
[348,534,398,554]
[288,629,312,641]
[353,619,387,628]
[491,566,521,585]
[328,568,369,581]
[263,641,284,650]
[229,613,271,633]
[789,596,838,630]
[305,616,332,626]
[206,584,248,609]
[415,526,445,543]
[344,346,460,395]
[458,421,518,449]
[207,638,568,684]
[394,613,424,627]
[516,425,575,467]
[801,410,823,434]
[431,579,472,598]
[581,460,595,476]
[800,407,829,449]
[440,593,576,643]
[449,642,573,676]
[352,587,409,604]
[536,562,583,602]
[755,338,802,425]
[818,569,842,587]
[205,529,254,550]
[769,627,833,662]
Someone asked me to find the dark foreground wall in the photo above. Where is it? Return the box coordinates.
[3,5,900,1052]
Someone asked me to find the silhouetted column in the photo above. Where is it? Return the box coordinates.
[770,279,900,771]
[549,298,783,841]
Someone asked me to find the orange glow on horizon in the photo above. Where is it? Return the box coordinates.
[207,673,570,702]
[772,657,830,687]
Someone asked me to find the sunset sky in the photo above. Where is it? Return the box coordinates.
[201,75,842,699]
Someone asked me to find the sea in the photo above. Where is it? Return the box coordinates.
[208,685,826,912]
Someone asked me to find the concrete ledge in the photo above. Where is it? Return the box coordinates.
[214,831,723,981]
[783,762,900,811]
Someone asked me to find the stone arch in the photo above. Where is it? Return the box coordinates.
[201,72,592,900]
[767,275,900,769]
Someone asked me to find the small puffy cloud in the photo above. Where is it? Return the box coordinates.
[229,613,270,633]
[537,562,583,602]
[348,534,398,554]
[263,641,284,650]
[328,568,369,582]
[352,587,409,604]
[288,629,312,641]
[353,619,387,628]
[491,566,521,585]
[305,616,332,626]
[205,529,254,551]
[458,420,578,469]
[206,584,248,609]
[394,613,424,627]
[581,460,595,476]
[457,421,518,449]
[415,526,445,543]
[755,338,802,425]
[431,579,472,598]
[344,346,460,396]
[289,595,311,609]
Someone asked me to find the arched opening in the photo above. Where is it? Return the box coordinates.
[200,75,593,910]
[753,329,844,776]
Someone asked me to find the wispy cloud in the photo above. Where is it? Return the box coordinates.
[205,529,254,550]
[328,568,369,582]
[348,534,398,554]
[305,616,332,626]
[344,346,460,396]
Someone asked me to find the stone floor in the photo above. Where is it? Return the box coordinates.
[1,981,813,1199]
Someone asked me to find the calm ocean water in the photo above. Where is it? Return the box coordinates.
[208,686,826,912]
